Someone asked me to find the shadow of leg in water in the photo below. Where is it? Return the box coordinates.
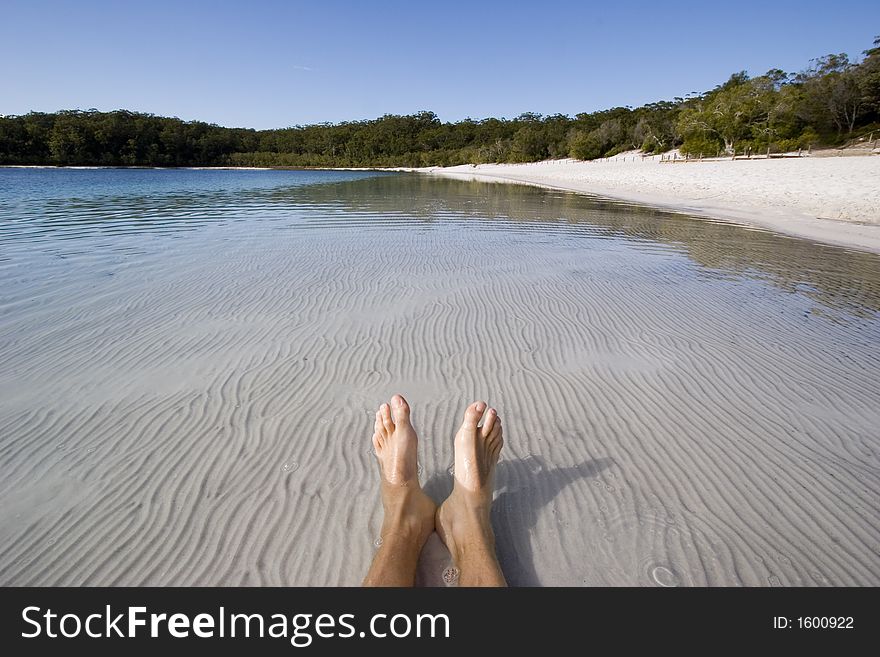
[422,455,614,586]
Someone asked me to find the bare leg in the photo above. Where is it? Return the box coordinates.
[436,401,507,587]
[363,394,436,587]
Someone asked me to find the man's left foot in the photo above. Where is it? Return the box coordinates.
[372,394,436,545]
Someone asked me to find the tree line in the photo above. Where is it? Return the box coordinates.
[1,37,878,168]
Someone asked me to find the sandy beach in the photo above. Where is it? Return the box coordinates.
[411,154,880,254]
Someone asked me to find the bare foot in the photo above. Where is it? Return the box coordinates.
[371,394,436,547]
[436,401,506,586]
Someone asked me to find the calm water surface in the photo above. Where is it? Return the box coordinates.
[1,168,878,586]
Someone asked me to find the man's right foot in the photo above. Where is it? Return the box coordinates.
[436,401,503,563]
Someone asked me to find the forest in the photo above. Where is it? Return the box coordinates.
[1,37,878,168]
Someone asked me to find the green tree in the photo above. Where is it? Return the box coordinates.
[795,54,864,137]
[568,130,602,159]
[1,36,878,167]
[855,36,880,120]
[678,74,776,154]
[48,111,88,164]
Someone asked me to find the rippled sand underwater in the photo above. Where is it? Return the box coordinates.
[1,168,878,586]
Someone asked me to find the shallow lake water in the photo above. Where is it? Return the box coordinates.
[1,168,878,586]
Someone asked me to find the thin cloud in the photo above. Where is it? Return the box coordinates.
[292,65,314,71]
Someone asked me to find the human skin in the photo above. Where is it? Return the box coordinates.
[363,395,505,587]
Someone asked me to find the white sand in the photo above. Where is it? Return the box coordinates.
[1,173,879,587]
[411,155,880,253]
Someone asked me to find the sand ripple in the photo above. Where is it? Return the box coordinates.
[1,170,878,585]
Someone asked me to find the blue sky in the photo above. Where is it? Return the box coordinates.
[2,0,878,129]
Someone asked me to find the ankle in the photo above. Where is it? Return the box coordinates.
[447,489,493,526]
[380,520,430,546]
[447,529,497,565]
[440,509,496,560]
[381,495,434,543]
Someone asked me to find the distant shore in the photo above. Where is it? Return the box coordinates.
[0,165,275,170]
[402,153,880,254]
[7,156,880,254]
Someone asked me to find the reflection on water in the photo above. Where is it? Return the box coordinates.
[286,175,880,318]
[2,168,878,320]
[0,168,381,245]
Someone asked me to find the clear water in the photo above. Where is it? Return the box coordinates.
[3,168,878,318]
[1,168,878,586]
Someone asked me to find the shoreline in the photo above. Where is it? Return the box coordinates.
[6,158,880,254]
[0,164,276,170]
[403,156,880,255]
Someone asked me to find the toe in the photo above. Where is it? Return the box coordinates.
[380,402,395,434]
[374,411,384,437]
[462,400,486,430]
[487,422,502,449]
[391,394,411,426]
[481,407,497,438]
